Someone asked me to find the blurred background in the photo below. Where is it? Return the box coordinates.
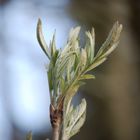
[0,0,140,140]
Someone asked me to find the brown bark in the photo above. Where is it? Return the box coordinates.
[52,125,60,140]
[50,104,63,140]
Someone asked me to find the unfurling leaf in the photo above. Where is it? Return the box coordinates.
[85,28,95,63]
[80,49,87,67]
[79,74,95,80]
[85,22,122,73]
[85,57,107,73]
[69,111,86,138]
[68,26,81,42]
[50,31,56,57]
[37,19,50,59]
[96,21,122,59]
[62,99,87,140]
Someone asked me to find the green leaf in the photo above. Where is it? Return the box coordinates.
[62,99,87,140]
[79,74,95,80]
[100,41,119,58]
[85,57,107,73]
[68,26,81,42]
[69,99,86,129]
[37,18,51,59]
[85,28,95,63]
[65,83,80,99]
[60,77,65,93]
[96,22,122,58]
[50,31,56,57]
[56,53,74,78]
[47,70,53,95]
[52,50,59,66]
[69,111,86,138]
[80,48,87,69]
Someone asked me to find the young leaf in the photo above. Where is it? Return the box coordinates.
[62,99,87,140]
[85,28,95,63]
[85,57,107,73]
[84,22,122,73]
[50,31,56,57]
[96,21,122,59]
[69,111,86,138]
[37,19,51,59]
[68,26,81,42]
[79,74,95,80]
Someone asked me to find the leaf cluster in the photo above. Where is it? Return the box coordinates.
[36,19,122,140]
[37,19,122,106]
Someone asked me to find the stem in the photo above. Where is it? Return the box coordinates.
[52,125,60,140]
[50,104,63,140]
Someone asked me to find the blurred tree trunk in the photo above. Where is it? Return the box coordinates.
[68,0,139,140]
[0,0,9,6]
